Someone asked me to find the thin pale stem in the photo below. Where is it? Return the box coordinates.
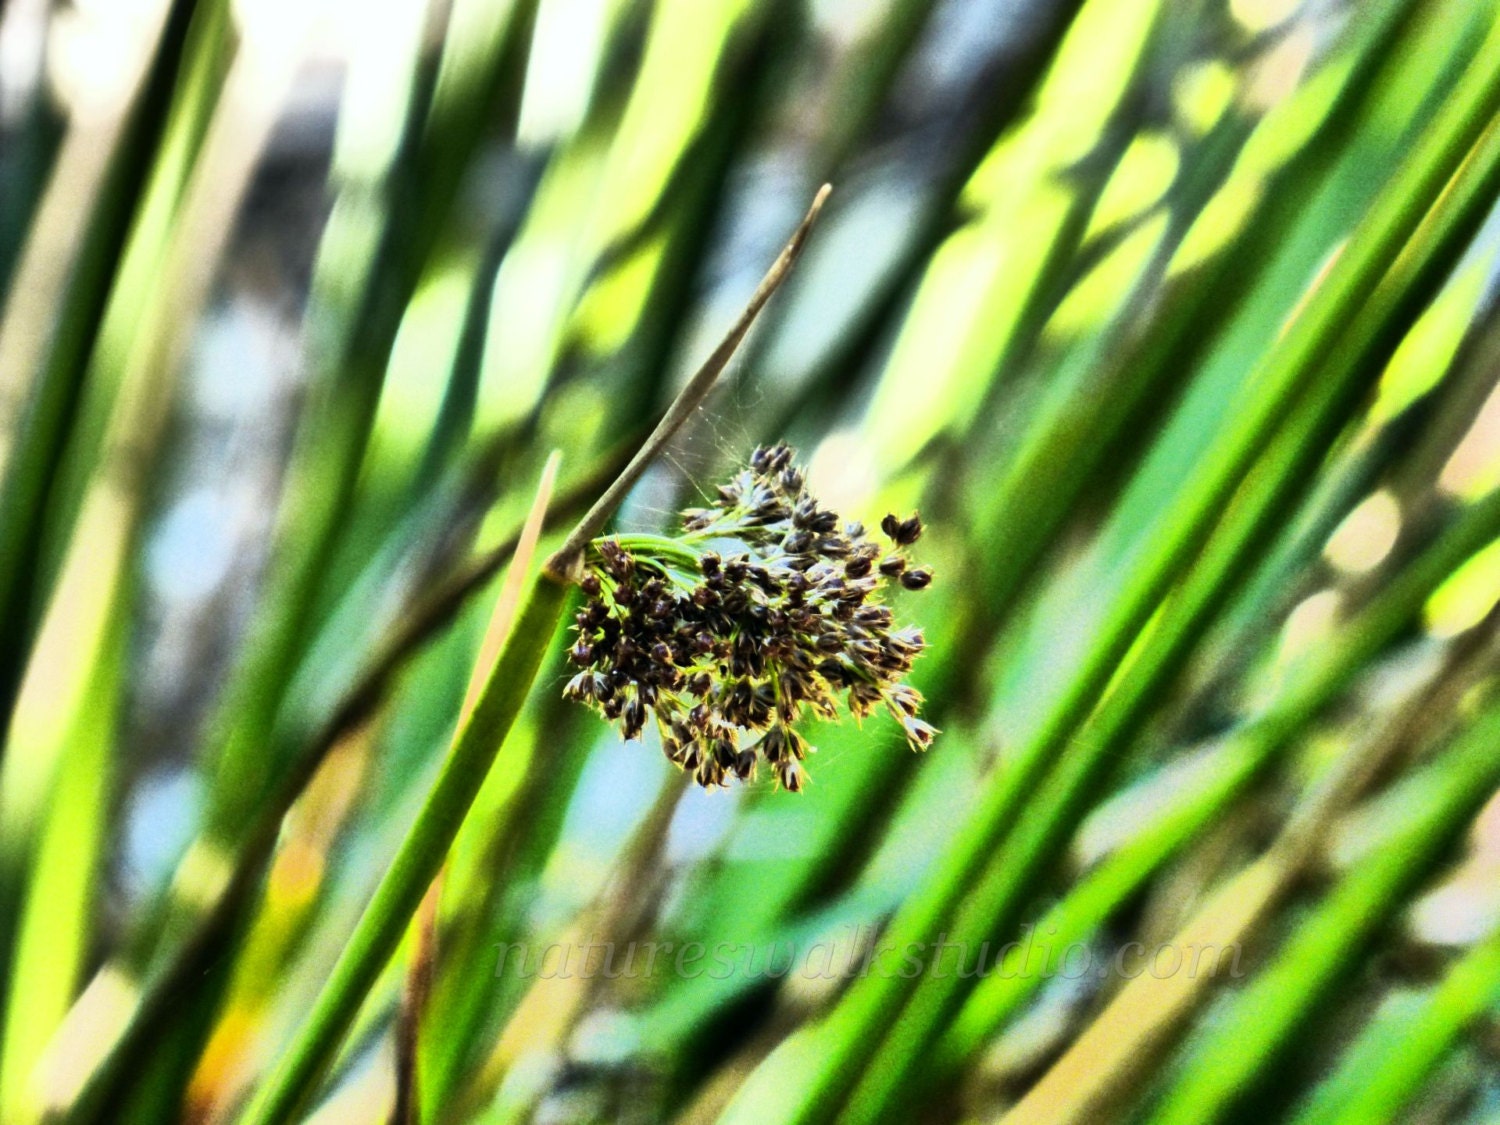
[544,184,830,579]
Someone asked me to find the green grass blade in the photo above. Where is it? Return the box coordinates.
[236,568,571,1125]
[1290,927,1500,1125]
[0,0,228,728]
[855,426,1500,1120]
[1144,700,1500,1124]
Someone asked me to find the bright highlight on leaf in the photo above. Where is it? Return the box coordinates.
[1324,489,1402,575]
[1425,535,1500,638]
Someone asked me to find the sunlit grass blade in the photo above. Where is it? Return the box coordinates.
[952,0,1424,659]
[864,0,1166,474]
[857,381,1500,1121]
[0,8,312,1119]
[935,563,1500,1076]
[238,517,571,1125]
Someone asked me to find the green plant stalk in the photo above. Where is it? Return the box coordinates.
[1038,1,1491,768]
[237,572,571,1125]
[0,4,235,1025]
[418,686,593,1118]
[306,0,554,651]
[936,750,1252,1065]
[411,456,714,1110]
[995,582,1500,1125]
[386,449,562,1124]
[1145,698,1500,1125]
[471,0,761,444]
[1201,46,1500,692]
[717,14,1500,1123]
[1290,926,1500,1125]
[1071,0,1483,634]
[1201,262,1500,701]
[865,0,1166,475]
[232,184,829,1125]
[100,9,525,1078]
[617,0,795,434]
[759,0,1090,442]
[850,388,1500,1120]
[0,0,197,720]
[840,79,1500,1121]
[851,603,1276,1113]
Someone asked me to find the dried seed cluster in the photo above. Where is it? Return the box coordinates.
[562,443,935,791]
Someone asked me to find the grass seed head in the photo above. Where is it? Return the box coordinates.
[564,443,937,790]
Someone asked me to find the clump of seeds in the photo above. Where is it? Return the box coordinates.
[562,443,935,791]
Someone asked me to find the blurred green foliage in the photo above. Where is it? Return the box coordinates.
[5,0,1500,1122]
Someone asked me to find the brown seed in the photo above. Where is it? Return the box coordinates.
[900,567,932,590]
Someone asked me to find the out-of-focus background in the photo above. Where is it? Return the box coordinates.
[6,0,1500,1121]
